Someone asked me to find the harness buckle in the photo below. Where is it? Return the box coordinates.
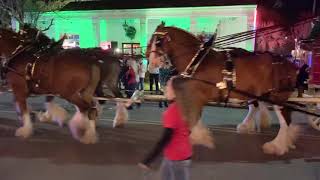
[216,81,227,89]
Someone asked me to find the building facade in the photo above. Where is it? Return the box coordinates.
[37,4,257,53]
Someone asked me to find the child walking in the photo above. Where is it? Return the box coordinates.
[138,77,192,180]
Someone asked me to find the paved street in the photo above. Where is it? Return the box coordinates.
[0,92,319,180]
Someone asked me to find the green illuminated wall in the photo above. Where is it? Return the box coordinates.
[37,5,256,50]
[160,17,191,31]
[196,17,220,33]
[54,19,95,48]
[99,19,107,42]
[103,18,141,46]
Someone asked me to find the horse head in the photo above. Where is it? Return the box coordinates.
[146,23,202,72]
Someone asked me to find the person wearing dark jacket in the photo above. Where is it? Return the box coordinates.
[125,64,137,109]
[296,64,309,97]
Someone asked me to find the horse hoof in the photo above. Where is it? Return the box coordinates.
[37,112,52,123]
[236,123,254,134]
[113,124,125,128]
[15,126,33,139]
[55,117,67,127]
[262,142,287,156]
[80,130,98,144]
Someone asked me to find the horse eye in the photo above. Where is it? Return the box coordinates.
[155,38,163,47]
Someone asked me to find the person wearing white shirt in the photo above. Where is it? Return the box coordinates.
[138,58,148,90]
[148,62,160,92]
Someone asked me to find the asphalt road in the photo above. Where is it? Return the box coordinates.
[0,92,319,180]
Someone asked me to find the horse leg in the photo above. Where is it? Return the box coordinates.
[256,101,271,132]
[174,80,214,148]
[14,98,33,138]
[113,102,128,128]
[68,95,98,144]
[237,100,258,133]
[37,95,69,127]
[190,120,215,149]
[262,105,300,155]
[68,64,100,144]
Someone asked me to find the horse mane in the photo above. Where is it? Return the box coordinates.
[217,47,291,64]
[163,26,290,58]
[61,47,116,58]
[0,28,19,38]
[165,26,201,42]
[162,26,202,47]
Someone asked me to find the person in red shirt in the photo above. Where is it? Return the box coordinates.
[138,76,192,180]
[125,64,137,109]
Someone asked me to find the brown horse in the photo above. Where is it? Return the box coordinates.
[147,24,299,155]
[18,26,126,126]
[0,27,123,144]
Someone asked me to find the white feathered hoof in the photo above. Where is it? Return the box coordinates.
[190,121,215,149]
[236,123,255,134]
[113,102,128,128]
[37,111,52,123]
[79,129,98,144]
[257,102,271,129]
[79,121,98,144]
[68,112,88,140]
[287,124,300,149]
[262,124,300,156]
[47,103,69,127]
[15,125,33,139]
[262,141,288,156]
[114,123,125,128]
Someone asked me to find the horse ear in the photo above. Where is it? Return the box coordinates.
[158,21,165,28]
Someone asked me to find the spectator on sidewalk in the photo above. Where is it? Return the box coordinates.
[159,61,172,108]
[138,57,148,91]
[125,61,137,110]
[148,61,160,93]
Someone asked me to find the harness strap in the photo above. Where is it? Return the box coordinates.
[181,34,215,77]
[181,75,320,117]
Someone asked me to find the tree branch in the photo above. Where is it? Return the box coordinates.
[0,0,24,26]
[41,18,54,31]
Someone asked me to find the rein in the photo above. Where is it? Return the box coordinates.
[1,44,34,79]
[181,75,320,117]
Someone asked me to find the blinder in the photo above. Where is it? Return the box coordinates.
[153,31,170,48]
[150,31,173,67]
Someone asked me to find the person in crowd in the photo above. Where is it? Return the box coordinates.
[159,61,172,108]
[296,64,309,97]
[119,57,129,90]
[138,57,148,91]
[125,61,137,109]
[148,61,160,93]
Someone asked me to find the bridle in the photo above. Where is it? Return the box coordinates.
[149,31,173,67]
[0,29,40,78]
[150,30,217,78]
